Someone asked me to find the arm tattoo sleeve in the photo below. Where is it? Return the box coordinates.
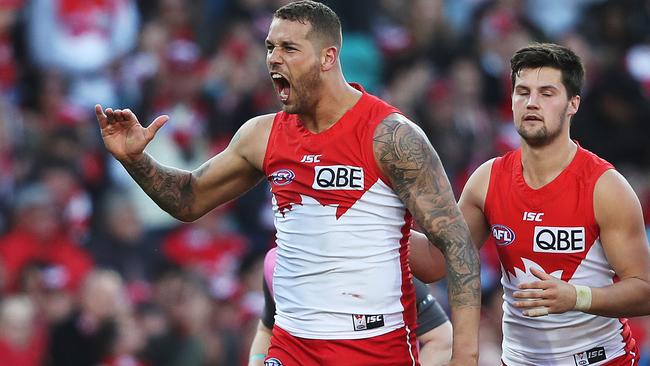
[122,153,203,221]
[374,114,481,307]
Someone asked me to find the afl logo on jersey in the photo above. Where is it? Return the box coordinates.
[270,169,295,186]
[264,358,284,366]
[492,224,515,246]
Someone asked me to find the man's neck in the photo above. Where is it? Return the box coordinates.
[520,137,577,189]
[299,80,361,134]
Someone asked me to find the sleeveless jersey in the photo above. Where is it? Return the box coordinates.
[262,247,448,337]
[262,84,416,340]
[484,145,637,365]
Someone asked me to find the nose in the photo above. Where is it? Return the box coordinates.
[526,92,540,109]
[267,47,282,66]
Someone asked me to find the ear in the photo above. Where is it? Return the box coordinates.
[321,46,338,71]
[568,95,581,117]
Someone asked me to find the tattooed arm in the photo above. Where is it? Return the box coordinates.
[96,105,272,222]
[410,159,494,282]
[373,113,481,365]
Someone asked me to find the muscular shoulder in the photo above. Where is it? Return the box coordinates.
[373,113,422,141]
[235,113,275,144]
[232,113,275,171]
[372,113,430,176]
[593,169,641,227]
[460,159,494,210]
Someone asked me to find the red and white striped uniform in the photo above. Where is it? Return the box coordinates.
[262,84,417,345]
[485,145,638,366]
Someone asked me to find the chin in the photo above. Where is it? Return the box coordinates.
[281,102,303,115]
[281,105,296,114]
[522,137,548,147]
[521,132,561,148]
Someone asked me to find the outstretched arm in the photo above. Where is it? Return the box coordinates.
[515,170,650,317]
[95,106,270,222]
[373,113,481,365]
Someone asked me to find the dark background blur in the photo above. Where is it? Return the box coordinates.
[0,0,648,365]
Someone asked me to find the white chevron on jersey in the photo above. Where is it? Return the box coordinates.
[271,180,410,339]
[501,239,628,366]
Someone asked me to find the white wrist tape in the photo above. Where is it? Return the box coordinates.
[573,284,592,311]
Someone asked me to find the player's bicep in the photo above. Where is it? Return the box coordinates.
[191,118,269,216]
[193,143,263,195]
[458,160,493,248]
[372,113,467,249]
[595,170,650,281]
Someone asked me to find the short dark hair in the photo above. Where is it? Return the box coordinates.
[274,1,342,48]
[510,43,585,98]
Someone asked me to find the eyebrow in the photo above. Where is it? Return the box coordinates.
[515,85,559,91]
[265,40,301,48]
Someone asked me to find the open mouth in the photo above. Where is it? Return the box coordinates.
[271,73,291,103]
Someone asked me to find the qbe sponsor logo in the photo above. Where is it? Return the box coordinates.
[491,224,515,246]
[534,226,585,253]
[352,314,384,331]
[573,346,606,366]
[313,165,364,190]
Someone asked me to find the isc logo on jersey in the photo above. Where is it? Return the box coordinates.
[573,346,606,366]
[534,226,585,253]
[300,154,322,163]
[313,165,364,190]
[352,314,384,331]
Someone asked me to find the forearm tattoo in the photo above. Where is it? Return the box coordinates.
[374,115,481,307]
[122,154,199,220]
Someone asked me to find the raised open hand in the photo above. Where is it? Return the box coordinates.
[95,104,169,163]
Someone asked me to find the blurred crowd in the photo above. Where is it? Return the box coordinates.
[0,0,649,365]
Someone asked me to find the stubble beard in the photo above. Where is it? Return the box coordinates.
[517,104,568,148]
[282,62,321,115]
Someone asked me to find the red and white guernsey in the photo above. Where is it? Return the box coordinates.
[262,84,417,340]
[485,145,637,366]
